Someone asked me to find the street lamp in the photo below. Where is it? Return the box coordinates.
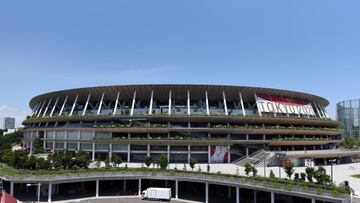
[328,158,337,183]
[26,183,41,203]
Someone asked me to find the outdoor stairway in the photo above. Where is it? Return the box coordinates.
[233,150,278,167]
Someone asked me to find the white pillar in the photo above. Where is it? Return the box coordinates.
[92,143,96,161]
[188,145,191,163]
[42,98,52,117]
[96,179,99,197]
[236,186,239,203]
[49,97,59,117]
[168,90,172,115]
[205,182,209,203]
[223,91,228,115]
[254,94,262,116]
[82,93,91,116]
[138,178,142,196]
[239,92,246,116]
[59,96,68,116]
[130,90,136,116]
[48,183,52,203]
[311,198,315,203]
[175,179,179,199]
[109,144,112,160]
[32,103,40,116]
[113,91,120,115]
[37,100,47,117]
[208,145,211,164]
[69,95,79,116]
[271,191,275,203]
[167,145,170,163]
[228,145,231,163]
[97,92,105,115]
[10,181,14,196]
[187,90,191,115]
[127,144,131,162]
[205,90,210,115]
[149,90,154,115]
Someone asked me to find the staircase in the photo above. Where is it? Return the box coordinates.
[233,150,278,167]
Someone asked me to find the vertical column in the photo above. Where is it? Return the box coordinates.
[64,131,67,150]
[188,145,191,163]
[123,180,127,192]
[168,90,172,115]
[49,97,59,117]
[311,198,315,203]
[138,178,142,196]
[130,90,137,116]
[223,91,228,115]
[239,92,246,116]
[208,145,211,164]
[205,90,210,115]
[48,183,52,203]
[77,131,81,151]
[271,191,275,203]
[10,182,14,196]
[43,131,47,149]
[96,179,99,197]
[149,90,154,115]
[97,92,105,115]
[113,91,120,115]
[147,144,150,156]
[69,95,79,116]
[187,90,190,115]
[92,143,96,161]
[127,144,131,162]
[109,143,113,160]
[227,145,231,163]
[59,96,68,116]
[82,93,91,116]
[236,186,239,203]
[175,179,179,199]
[253,191,257,203]
[205,182,209,203]
[167,145,170,163]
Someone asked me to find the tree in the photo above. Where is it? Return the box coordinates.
[269,170,275,179]
[25,155,37,170]
[112,153,122,167]
[144,156,153,168]
[252,167,258,177]
[314,166,331,185]
[283,161,295,179]
[158,154,168,170]
[300,173,306,182]
[305,167,315,182]
[244,163,252,176]
[33,137,44,154]
[189,158,198,171]
[207,164,210,173]
[105,156,111,168]
[75,151,91,169]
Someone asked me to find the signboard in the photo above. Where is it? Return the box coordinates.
[210,146,228,163]
[255,94,316,116]
[304,158,314,167]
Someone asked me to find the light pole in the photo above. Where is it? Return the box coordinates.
[26,183,41,203]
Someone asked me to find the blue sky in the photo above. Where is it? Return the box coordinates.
[0,0,360,124]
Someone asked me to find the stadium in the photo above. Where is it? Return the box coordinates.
[21,84,356,167]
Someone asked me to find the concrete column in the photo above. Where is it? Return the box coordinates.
[205,182,209,203]
[30,140,33,155]
[96,179,99,197]
[48,183,52,203]
[127,144,131,162]
[228,186,231,199]
[271,191,275,203]
[64,131,68,150]
[311,198,315,203]
[228,145,231,163]
[10,182,14,196]
[92,143,96,161]
[167,145,170,163]
[138,178,142,196]
[147,144,150,156]
[253,191,257,203]
[123,180,127,192]
[188,145,191,163]
[77,131,81,151]
[43,131,47,149]
[175,179,179,199]
[246,147,249,157]
[236,186,239,203]
[208,145,211,164]
[109,144,112,160]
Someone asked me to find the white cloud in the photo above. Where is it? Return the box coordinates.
[0,105,30,128]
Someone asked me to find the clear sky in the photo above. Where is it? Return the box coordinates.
[0,0,360,126]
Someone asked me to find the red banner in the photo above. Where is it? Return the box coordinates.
[1,191,18,203]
